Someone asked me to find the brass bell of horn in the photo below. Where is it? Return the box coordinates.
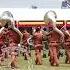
[44,10,57,25]
[0,11,14,27]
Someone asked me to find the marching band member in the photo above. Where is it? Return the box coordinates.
[0,11,23,69]
[60,21,70,63]
[64,29,70,63]
[47,27,61,66]
[33,27,43,65]
[22,29,30,60]
[44,10,64,66]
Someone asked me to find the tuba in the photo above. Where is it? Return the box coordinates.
[0,11,23,44]
[44,10,64,43]
[60,20,70,36]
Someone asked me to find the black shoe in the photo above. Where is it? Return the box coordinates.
[11,62,15,69]
[29,53,31,57]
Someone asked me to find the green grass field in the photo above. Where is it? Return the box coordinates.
[0,50,70,70]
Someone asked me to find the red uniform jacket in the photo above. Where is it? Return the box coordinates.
[48,30,61,46]
[0,34,5,54]
[22,32,30,46]
[7,29,20,44]
[64,30,70,48]
[0,34,5,46]
[33,32,43,49]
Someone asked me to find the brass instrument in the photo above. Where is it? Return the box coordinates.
[0,11,23,44]
[44,10,64,43]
